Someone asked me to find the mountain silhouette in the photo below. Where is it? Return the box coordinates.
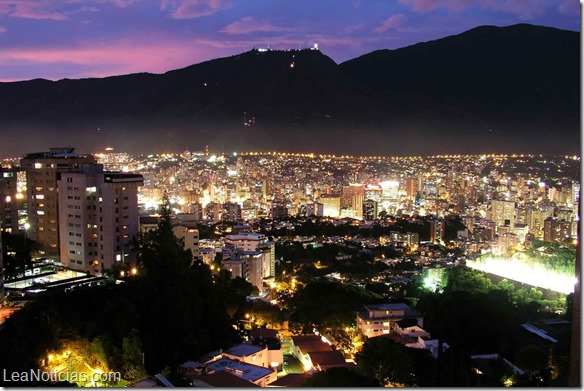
[0,23,579,157]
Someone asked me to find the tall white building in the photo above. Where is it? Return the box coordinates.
[21,147,96,256]
[490,200,515,232]
[223,232,276,288]
[173,224,200,261]
[319,195,341,218]
[58,164,143,274]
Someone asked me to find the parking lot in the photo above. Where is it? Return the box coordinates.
[282,354,304,374]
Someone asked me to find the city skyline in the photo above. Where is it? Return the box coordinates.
[0,0,579,81]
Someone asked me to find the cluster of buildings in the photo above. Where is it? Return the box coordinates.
[114,150,578,253]
[0,148,279,294]
[166,299,442,387]
[0,148,579,299]
[0,148,145,278]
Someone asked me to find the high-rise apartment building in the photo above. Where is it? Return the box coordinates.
[224,232,275,279]
[57,164,143,274]
[490,200,515,231]
[173,224,200,261]
[21,148,96,256]
[430,219,445,243]
[319,195,341,218]
[363,199,378,221]
[405,177,419,198]
[526,207,554,239]
[543,217,572,243]
[305,202,324,217]
[342,184,364,219]
[222,202,242,222]
[0,167,21,233]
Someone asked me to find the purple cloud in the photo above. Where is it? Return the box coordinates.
[0,1,69,21]
[161,0,232,19]
[374,14,408,33]
[399,0,552,20]
[221,17,292,34]
[558,0,579,14]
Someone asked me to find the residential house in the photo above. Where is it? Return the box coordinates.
[356,303,423,338]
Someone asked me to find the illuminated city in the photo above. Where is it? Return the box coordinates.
[0,147,579,386]
[0,0,580,388]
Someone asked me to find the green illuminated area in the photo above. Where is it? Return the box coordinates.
[421,267,446,293]
[469,241,576,295]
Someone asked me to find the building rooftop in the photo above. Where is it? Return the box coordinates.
[308,350,352,370]
[269,373,311,387]
[225,233,266,240]
[224,343,265,358]
[365,303,411,312]
[250,328,278,340]
[291,335,332,354]
[396,318,420,329]
[205,357,274,383]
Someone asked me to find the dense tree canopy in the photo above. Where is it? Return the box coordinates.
[355,336,434,386]
[289,280,382,331]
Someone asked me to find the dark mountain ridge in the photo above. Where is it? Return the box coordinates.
[0,23,579,157]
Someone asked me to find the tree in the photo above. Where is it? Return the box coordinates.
[290,280,381,330]
[515,345,549,379]
[1,231,38,280]
[356,337,417,386]
[122,329,145,380]
[132,193,239,373]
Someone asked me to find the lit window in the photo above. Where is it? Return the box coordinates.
[34,163,43,169]
[35,194,45,199]
[37,211,45,215]
[5,196,11,203]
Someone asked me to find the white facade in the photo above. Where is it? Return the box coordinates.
[225,233,267,251]
[173,225,200,261]
[58,164,143,274]
[356,303,423,339]
[223,233,275,284]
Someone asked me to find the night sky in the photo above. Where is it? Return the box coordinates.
[0,0,579,82]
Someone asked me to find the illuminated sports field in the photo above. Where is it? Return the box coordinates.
[467,257,575,295]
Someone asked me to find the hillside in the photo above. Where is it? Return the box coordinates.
[340,24,580,152]
[0,24,579,157]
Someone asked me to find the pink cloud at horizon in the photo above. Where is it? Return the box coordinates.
[0,39,223,81]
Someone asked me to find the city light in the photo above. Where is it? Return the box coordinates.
[468,257,575,295]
